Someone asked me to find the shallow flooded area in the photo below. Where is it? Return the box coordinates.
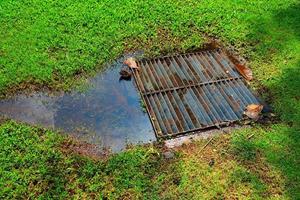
[0,56,156,152]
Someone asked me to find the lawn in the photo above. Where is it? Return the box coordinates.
[0,121,298,199]
[0,0,299,199]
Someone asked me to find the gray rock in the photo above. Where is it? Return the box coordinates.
[163,151,175,159]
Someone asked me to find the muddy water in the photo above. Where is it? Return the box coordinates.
[0,56,156,152]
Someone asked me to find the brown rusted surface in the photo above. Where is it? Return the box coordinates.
[131,49,263,139]
[60,137,110,160]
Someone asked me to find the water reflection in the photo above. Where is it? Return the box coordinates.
[0,57,156,152]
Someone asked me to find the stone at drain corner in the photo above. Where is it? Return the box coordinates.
[244,104,263,120]
[124,57,139,69]
[163,151,175,159]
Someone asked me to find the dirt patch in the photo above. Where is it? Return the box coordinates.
[60,137,110,160]
[0,80,49,99]
[0,116,8,125]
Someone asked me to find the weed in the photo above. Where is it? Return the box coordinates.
[139,99,147,113]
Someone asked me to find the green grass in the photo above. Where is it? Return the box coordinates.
[0,121,164,199]
[0,0,299,199]
[0,0,298,94]
[1,121,298,199]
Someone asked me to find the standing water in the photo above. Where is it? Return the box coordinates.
[0,56,156,152]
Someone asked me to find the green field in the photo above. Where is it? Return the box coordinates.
[0,0,299,199]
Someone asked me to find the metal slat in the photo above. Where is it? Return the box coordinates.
[148,61,178,135]
[208,52,251,110]
[151,59,180,133]
[212,51,241,78]
[166,91,190,131]
[198,53,240,120]
[152,94,173,135]
[142,95,162,133]
[172,90,195,130]
[180,54,224,124]
[180,56,221,123]
[130,68,162,136]
[171,56,208,127]
[142,61,160,91]
[195,54,236,120]
[156,59,175,88]
[158,58,193,130]
[212,52,259,105]
[165,58,185,88]
[186,54,229,121]
[194,52,243,117]
[185,63,222,123]
[191,86,218,125]
[143,62,173,135]
[157,93,178,133]
[176,55,218,125]
[155,60,187,132]
[139,61,153,92]
[158,60,188,128]
[151,58,192,132]
[148,95,168,135]
[162,92,185,132]
[165,57,198,129]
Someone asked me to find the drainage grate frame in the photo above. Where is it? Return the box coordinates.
[131,49,262,139]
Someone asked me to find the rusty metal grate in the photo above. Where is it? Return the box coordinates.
[131,49,261,139]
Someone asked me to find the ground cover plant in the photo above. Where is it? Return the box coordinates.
[0,0,299,199]
[0,0,298,95]
[0,121,298,199]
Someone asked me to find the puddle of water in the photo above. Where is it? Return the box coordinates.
[0,55,156,152]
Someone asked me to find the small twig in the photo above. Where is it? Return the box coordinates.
[247,134,254,139]
[200,137,214,152]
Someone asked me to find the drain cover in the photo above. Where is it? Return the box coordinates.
[132,49,262,138]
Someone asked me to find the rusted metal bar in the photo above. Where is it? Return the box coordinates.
[159,58,192,130]
[197,53,240,120]
[142,77,242,96]
[187,54,229,121]
[208,51,250,110]
[175,55,218,125]
[172,56,212,127]
[196,52,245,114]
[165,57,197,129]
[179,54,224,123]
[168,57,203,128]
[130,67,162,137]
[211,52,258,105]
[150,70,178,134]
[147,61,175,135]
[155,59,186,132]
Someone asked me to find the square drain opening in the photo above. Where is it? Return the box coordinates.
[131,49,263,139]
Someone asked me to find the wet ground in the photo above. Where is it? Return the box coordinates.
[0,56,156,152]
